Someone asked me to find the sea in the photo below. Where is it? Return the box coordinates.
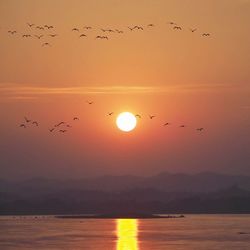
[0,215,250,250]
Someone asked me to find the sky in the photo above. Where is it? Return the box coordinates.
[0,0,250,179]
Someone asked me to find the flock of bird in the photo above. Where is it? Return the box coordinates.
[19,101,204,134]
[4,21,211,47]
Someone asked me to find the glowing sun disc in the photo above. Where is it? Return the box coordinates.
[116,112,137,132]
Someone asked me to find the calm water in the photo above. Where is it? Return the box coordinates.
[1,215,250,250]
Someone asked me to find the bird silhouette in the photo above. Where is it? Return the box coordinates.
[66,124,72,128]
[35,35,43,39]
[133,26,144,30]
[190,28,197,32]
[168,22,177,25]
[202,33,210,37]
[96,35,108,40]
[108,112,114,116]
[115,29,124,33]
[22,34,32,38]
[55,122,65,127]
[147,24,154,27]
[135,114,141,119]
[73,117,79,120]
[42,42,50,47]
[196,128,204,131]
[79,34,87,37]
[36,26,44,30]
[72,28,79,32]
[149,115,155,119]
[173,26,182,30]
[24,117,31,123]
[164,122,170,126]
[45,25,54,29]
[49,34,58,37]
[8,30,17,35]
[180,125,186,128]
[49,128,55,132]
[59,130,67,133]
[32,121,38,126]
[128,26,134,31]
[86,101,94,104]
[27,23,35,28]
[20,124,26,128]
[83,26,92,30]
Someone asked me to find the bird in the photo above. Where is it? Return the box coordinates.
[73,117,79,121]
[24,117,31,123]
[22,34,32,38]
[168,22,177,25]
[55,122,65,127]
[147,24,154,27]
[196,128,204,131]
[79,34,87,38]
[190,28,197,33]
[20,124,26,128]
[66,124,72,128]
[8,30,17,35]
[35,35,43,39]
[202,33,210,37]
[32,121,38,126]
[173,26,182,30]
[27,23,35,28]
[44,25,54,29]
[36,26,44,30]
[49,128,55,132]
[133,26,143,30]
[115,29,124,33]
[86,101,93,104]
[42,42,50,47]
[135,114,141,119]
[59,130,67,133]
[83,26,92,30]
[149,115,155,119]
[108,112,114,116]
[49,34,58,37]
[96,35,108,40]
[128,26,134,31]
[72,28,79,32]
[180,125,186,128]
[163,122,170,126]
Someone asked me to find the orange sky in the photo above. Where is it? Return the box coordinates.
[0,0,250,179]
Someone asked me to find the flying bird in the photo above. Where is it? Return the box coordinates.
[128,27,134,31]
[147,24,154,27]
[133,26,144,30]
[173,26,182,30]
[49,34,58,37]
[196,128,204,131]
[168,22,177,25]
[79,34,87,37]
[8,30,17,35]
[36,26,44,30]
[35,35,43,39]
[73,117,79,120]
[180,125,186,128]
[45,25,54,29]
[27,23,35,28]
[22,34,32,37]
[96,35,108,40]
[59,130,67,133]
[135,114,141,119]
[20,124,26,128]
[55,122,65,127]
[32,121,38,126]
[149,115,155,119]
[108,112,114,116]
[49,128,55,132]
[66,125,72,128]
[86,101,94,104]
[83,26,92,30]
[202,33,210,37]
[164,123,170,126]
[42,42,51,47]
[24,117,31,123]
[190,28,197,33]
[72,28,79,32]
[115,29,124,33]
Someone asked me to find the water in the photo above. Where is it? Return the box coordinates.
[0,215,250,250]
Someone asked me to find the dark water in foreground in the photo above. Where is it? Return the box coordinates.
[0,215,250,250]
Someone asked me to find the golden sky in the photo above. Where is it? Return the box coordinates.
[0,0,250,179]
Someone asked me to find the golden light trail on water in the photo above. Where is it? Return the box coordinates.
[116,219,139,250]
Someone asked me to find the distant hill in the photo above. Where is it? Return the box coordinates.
[1,172,250,215]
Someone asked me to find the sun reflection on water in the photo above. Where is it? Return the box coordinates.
[116,219,139,250]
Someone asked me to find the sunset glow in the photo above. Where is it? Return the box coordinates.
[116,112,137,132]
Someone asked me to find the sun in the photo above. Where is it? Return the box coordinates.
[116,112,137,132]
